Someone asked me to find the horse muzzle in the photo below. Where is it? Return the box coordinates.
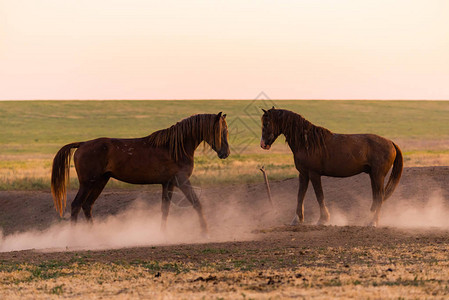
[260,139,271,150]
[218,149,230,159]
[218,153,228,159]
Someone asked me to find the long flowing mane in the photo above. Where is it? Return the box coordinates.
[146,114,222,161]
[271,109,331,154]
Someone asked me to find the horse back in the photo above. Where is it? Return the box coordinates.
[73,137,190,184]
[295,133,397,177]
[329,133,396,175]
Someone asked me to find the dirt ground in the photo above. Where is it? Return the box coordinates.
[1,166,449,299]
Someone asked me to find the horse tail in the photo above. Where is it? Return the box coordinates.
[51,142,83,217]
[384,142,403,201]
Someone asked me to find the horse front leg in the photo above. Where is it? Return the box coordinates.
[160,181,174,233]
[176,177,208,236]
[310,172,330,225]
[291,172,309,225]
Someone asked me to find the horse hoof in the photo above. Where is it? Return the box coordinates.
[290,216,301,226]
[367,220,378,227]
[316,218,330,225]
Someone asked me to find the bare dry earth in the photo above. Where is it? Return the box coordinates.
[1,166,449,299]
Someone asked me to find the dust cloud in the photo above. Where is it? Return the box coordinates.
[328,207,350,226]
[1,181,448,252]
[381,191,449,228]
[0,192,259,253]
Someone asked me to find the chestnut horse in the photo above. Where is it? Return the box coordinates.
[51,112,230,235]
[260,108,402,226]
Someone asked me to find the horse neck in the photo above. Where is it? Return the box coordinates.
[182,134,203,158]
[180,123,215,159]
[277,113,331,153]
[276,113,298,143]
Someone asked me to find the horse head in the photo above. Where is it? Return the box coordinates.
[260,107,281,150]
[209,112,230,159]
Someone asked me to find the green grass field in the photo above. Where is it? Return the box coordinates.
[1,100,448,190]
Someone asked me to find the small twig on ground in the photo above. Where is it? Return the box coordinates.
[260,166,274,207]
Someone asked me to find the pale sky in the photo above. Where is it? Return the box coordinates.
[1,0,448,100]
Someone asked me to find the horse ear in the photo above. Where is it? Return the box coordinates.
[217,112,222,118]
[262,108,267,114]
[271,106,275,109]
[223,114,226,119]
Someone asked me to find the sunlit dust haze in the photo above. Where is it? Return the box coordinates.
[2,183,449,252]
[0,191,271,252]
[327,190,449,229]
[1,0,449,100]
[381,191,449,228]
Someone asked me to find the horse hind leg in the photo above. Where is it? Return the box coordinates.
[71,184,92,223]
[81,176,110,222]
[369,173,385,227]
[310,173,330,225]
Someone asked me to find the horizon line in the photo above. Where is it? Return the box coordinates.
[1,99,449,101]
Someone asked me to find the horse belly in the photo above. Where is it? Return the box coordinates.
[323,152,369,177]
[324,164,367,177]
[106,145,179,184]
[294,152,367,178]
[110,157,177,184]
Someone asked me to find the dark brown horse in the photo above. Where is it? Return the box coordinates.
[51,112,230,235]
[260,108,402,226]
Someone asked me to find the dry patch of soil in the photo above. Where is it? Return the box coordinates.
[1,167,449,299]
